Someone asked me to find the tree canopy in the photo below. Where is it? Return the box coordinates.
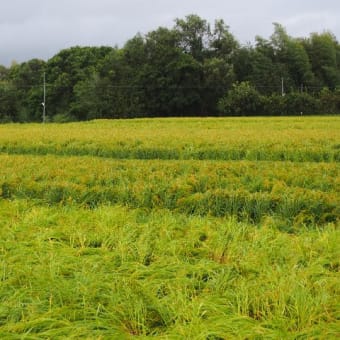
[1,15,340,122]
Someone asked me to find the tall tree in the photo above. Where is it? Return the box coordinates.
[0,80,17,121]
[270,23,314,88]
[46,46,114,119]
[303,32,340,88]
[209,19,238,59]
[286,39,315,87]
[143,26,203,115]
[174,14,211,61]
[8,59,46,121]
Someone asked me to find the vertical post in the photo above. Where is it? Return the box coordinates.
[43,72,46,123]
[281,77,285,97]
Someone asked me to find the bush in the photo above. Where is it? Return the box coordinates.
[218,82,264,116]
[262,94,286,116]
[319,88,340,114]
[0,82,18,122]
[263,92,321,116]
[283,92,321,115]
[218,82,333,116]
[52,113,77,123]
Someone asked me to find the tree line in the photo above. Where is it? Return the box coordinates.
[1,14,340,122]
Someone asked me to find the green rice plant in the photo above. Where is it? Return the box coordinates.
[0,154,338,226]
[0,117,339,161]
[0,117,339,338]
[0,200,339,338]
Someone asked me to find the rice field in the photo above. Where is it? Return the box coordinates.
[0,117,339,338]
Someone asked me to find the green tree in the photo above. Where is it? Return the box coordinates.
[0,65,9,81]
[142,27,203,115]
[2,15,338,121]
[209,19,238,59]
[46,46,114,120]
[0,66,16,121]
[286,39,315,87]
[8,59,46,121]
[319,87,340,114]
[303,32,340,88]
[249,48,290,95]
[201,57,234,114]
[72,46,145,119]
[0,81,17,122]
[218,81,264,116]
[174,14,211,61]
[232,45,254,83]
[270,23,314,88]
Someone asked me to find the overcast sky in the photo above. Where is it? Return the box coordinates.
[1,0,339,66]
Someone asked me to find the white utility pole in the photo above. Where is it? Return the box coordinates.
[42,72,46,123]
[281,77,285,97]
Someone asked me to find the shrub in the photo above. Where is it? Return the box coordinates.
[283,92,321,115]
[262,94,286,116]
[319,87,340,114]
[218,82,264,116]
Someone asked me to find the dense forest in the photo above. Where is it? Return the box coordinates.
[1,14,340,122]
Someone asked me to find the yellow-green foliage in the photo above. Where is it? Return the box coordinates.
[0,117,339,161]
[0,156,338,227]
[0,201,339,338]
[0,117,339,338]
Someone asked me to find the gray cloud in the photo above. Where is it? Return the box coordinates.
[1,0,339,66]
